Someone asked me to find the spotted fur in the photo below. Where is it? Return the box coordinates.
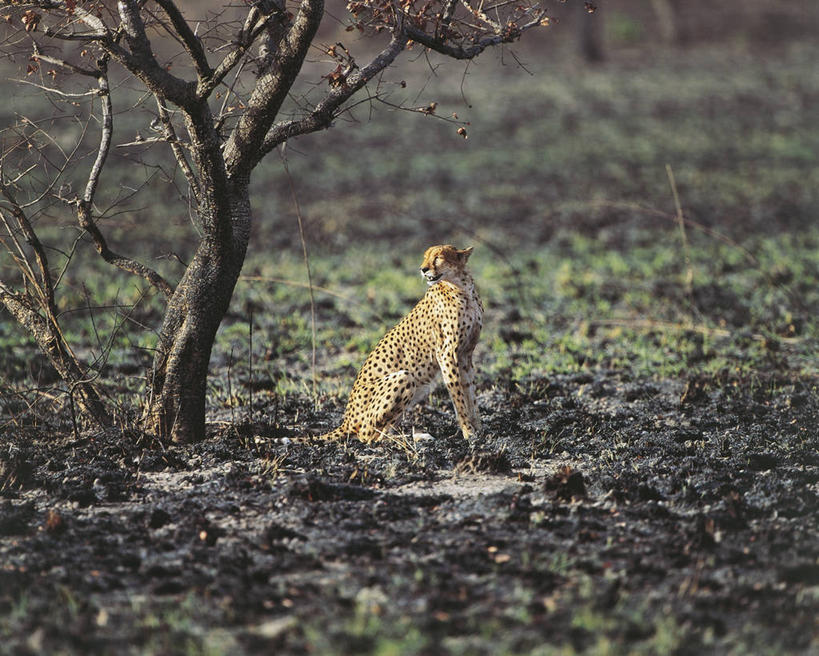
[320,244,483,442]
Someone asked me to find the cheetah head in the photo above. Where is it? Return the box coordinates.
[419,244,473,285]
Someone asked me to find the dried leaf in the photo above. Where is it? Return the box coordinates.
[21,10,41,32]
[45,509,64,532]
[323,64,347,87]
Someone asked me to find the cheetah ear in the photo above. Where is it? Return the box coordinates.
[457,247,474,262]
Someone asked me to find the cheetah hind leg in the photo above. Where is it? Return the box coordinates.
[357,370,421,443]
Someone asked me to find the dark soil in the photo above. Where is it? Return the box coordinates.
[1,367,816,654]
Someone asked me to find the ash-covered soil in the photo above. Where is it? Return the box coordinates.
[1,368,817,654]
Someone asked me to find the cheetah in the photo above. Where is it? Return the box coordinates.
[319,244,483,443]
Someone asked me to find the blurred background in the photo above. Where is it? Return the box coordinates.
[241,0,819,255]
[4,0,817,255]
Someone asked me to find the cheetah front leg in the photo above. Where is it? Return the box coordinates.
[436,347,481,440]
[462,355,480,434]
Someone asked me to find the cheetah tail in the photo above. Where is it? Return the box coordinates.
[314,425,349,441]
[275,426,348,445]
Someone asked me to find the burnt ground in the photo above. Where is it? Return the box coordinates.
[1,366,817,654]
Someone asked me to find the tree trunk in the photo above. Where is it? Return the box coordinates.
[144,179,251,443]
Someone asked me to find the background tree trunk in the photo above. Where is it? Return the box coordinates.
[650,0,685,44]
[579,2,605,63]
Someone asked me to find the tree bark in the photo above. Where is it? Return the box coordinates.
[145,179,251,443]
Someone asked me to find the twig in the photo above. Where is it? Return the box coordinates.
[115,136,170,147]
[14,118,89,210]
[375,96,469,127]
[227,345,236,426]
[666,164,693,298]
[216,57,248,129]
[279,144,317,404]
[30,46,101,78]
[581,199,760,266]
[402,11,547,60]
[437,0,459,39]
[13,78,104,98]
[248,306,254,419]
[238,275,360,306]
[459,0,503,32]
[202,5,274,98]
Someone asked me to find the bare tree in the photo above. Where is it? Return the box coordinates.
[0,0,558,442]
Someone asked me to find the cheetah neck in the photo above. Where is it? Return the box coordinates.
[434,271,479,300]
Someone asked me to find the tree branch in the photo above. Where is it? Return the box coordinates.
[81,59,111,205]
[31,47,101,78]
[403,14,545,59]
[260,33,408,153]
[199,6,271,100]
[75,212,174,299]
[74,60,174,298]
[0,189,55,314]
[155,96,200,207]
[154,0,212,79]
[110,0,194,107]
[42,28,106,41]
[0,186,111,428]
[223,0,325,177]
[36,0,194,107]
